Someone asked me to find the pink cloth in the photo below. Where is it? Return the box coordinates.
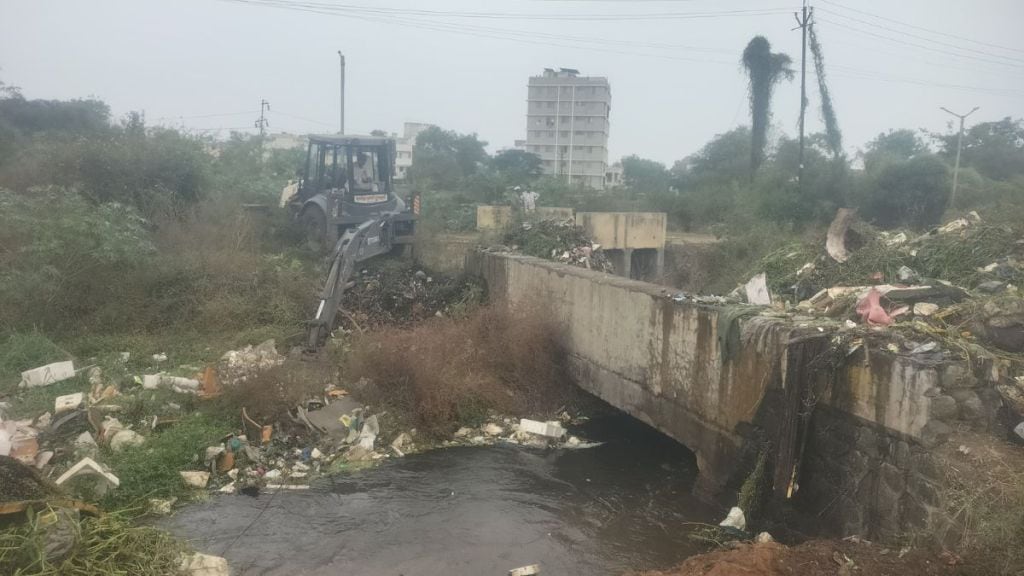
[856,288,893,326]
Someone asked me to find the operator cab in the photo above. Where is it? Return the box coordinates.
[296,135,401,219]
[289,135,416,252]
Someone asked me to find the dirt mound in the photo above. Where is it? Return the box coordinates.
[637,540,954,576]
[0,456,62,502]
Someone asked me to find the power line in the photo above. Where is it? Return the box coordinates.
[222,0,741,65]
[219,0,1024,98]
[820,36,1017,78]
[816,16,1024,70]
[816,67,1024,97]
[150,110,259,122]
[274,109,335,128]
[818,0,1024,56]
[815,6,1024,66]
[222,0,791,21]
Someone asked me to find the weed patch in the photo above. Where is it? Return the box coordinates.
[0,332,70,396]
[102,413,230,509]
[346,305,575,437]
[5,376,88,420]
[0,508,187,576]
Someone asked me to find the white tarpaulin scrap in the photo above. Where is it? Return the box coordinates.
[20,361,75,388]
[744,273,772,306]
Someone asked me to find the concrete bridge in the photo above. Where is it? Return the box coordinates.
[466,250,1005,540]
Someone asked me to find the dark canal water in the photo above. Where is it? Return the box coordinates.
[166,414,720,575]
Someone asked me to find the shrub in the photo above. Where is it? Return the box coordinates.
[854,155,950,230]
[346,305,573,437]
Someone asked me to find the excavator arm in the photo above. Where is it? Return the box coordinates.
[305,216,393,353]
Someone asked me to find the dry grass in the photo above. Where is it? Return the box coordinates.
[345,304,575,437]
[217,361,330,425]
[935,432,1024,575]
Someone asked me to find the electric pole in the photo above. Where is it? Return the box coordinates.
[940,106,979,210]
[255,99,270,137]
[338,51,345,134]
[794,1,810,189]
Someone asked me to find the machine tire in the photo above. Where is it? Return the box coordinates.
[300,206,328,254]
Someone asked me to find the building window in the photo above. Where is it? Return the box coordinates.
[545,145,553,152]
[560,131,568,138]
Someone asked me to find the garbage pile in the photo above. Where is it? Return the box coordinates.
[502,219,615,274]
[724,210,1024,432]
[340,262,483,330]
[738,211,1024,349]
[442,413,600,450]
[760,210,1024,301]
[0,349,233,506]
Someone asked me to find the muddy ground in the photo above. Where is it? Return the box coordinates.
[637,539,959,576]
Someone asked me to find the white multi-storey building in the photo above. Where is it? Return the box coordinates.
[525,68,611,189]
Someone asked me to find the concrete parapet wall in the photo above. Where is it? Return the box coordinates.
[466,250,999,538]
[476,205,512,230]
[575,212,666,250]
[532,206,574,221]
[467,250,792,495]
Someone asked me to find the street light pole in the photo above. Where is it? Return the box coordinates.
[338,51,345,134]
[940,106,979,210]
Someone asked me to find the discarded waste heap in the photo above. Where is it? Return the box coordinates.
[500,218,615,274]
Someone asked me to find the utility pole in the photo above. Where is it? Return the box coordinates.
[940,106,979,210]
[255,99,270,137]
[338,51,345,134]
[793,1,810,189]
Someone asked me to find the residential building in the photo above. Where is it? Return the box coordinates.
[605,161,624,189]
[394,121,432,180]
[525,68,611,189]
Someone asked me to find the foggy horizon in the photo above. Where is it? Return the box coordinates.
[2,0,1022,165]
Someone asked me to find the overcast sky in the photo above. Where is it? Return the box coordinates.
[2,0,1022,164]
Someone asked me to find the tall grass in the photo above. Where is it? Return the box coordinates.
[346,304,575,437]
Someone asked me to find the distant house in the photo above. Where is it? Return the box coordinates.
[605,161,624,189]
[395,121,433,180]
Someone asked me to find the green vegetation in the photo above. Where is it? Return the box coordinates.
[0,508,188,576]
[741,36,794,176]
[0,332,69,395]
[0,84,316,574]
[103,413,230,509]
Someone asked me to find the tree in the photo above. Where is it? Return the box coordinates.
[621,155,670,193]
[934,117,1024,181]
[855,155,949,229]
[861,129,929,171]
[674,127,752,188]
[413,126,490,189]
[741,36,794,177]
[492,149,542,182]
[808,22,843,160]
[369,129,388,137]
